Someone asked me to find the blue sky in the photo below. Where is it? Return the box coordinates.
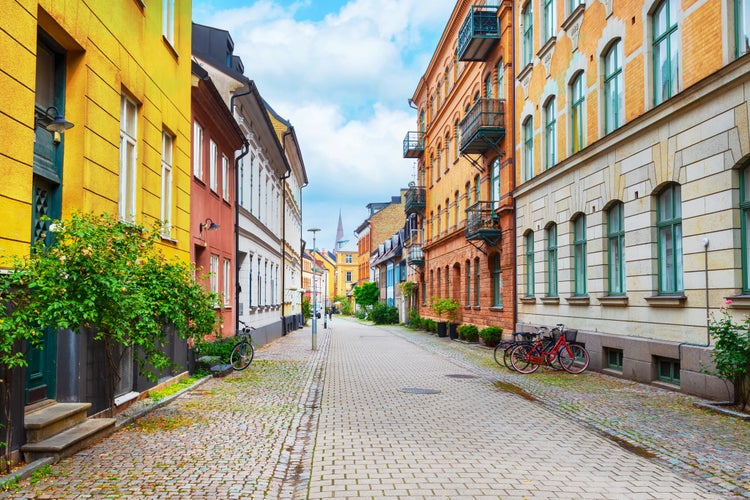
[192,0,455,252]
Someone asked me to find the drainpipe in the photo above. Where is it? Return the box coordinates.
[280,129,292,334]
[510,0,518,332]
[231,84,252,334]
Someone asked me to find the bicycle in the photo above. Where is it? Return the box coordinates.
[509,325,590,374]
[230,320,255,370]
[493,327,547,370]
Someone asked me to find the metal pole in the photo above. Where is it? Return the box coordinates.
[308,228,320,350]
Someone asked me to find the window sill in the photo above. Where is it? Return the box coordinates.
[489,306,503,312]
[163,36,179,59]
[520,296,537,304]
[540,296,560,305]
[598,295,628,307]
[725,295,750,308]
[645,295,686,307]
[566,295,590,306]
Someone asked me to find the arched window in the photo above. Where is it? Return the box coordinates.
[604,40,623,134]
[546,223,558,297]
[653,0,679,105]
[741,165,750,292]
[573,214,587,295]
[523,116,534,180]
[544,97,556,169]
[657,183,683,294]
[607,202,626,295]
[490,157,501,208]
[522,2,533,66]
[570,72,585,153]
[492,253,503,307]
[525,231,535,297]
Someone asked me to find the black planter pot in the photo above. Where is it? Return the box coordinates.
[437,321,447,337]
[449,323,458,340]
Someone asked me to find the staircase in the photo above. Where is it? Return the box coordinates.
[21,401,116,463]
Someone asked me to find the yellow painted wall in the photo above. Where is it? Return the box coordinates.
[1,0,192,266]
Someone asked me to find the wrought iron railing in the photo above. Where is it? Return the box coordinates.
[403,131,425,158]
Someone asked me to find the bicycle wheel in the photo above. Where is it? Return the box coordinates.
[503,341,530,370]
[510,344,539,374]
[230,341,254,370]
[494,341,511,366]
[557,344,590,374]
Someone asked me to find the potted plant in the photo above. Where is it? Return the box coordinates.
[479,326,504,347]
[431,297,461,339]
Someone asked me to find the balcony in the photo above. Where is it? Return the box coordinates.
[403,131,425,158]
[405,186,426,216]
[407,244,424,268]
[457,5,500,62]
[465,201,501,244]
[459,98,506,155]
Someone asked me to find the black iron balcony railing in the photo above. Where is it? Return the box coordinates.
[403,131,425,158]
[457,4,500,61]
[405,186,426,215]
[459,98,506,155]
[465,201,501,243]
[407,244,424,267]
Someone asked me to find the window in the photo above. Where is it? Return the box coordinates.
[454,191,460,227]
[656,357,681,384]
[223,259,231,306]
[653,0,679,106]
[607,202,626,295]
[162,0,175,45]
[737,0,750,57]
[497,60,504,98]
[474,175,481,202]
[573,214,587,295]
[160,131,173,237]
[492,253,503,307]
[741,166,750,292]
[474,257,480,306]
[606,348,624,371]
[568,0,584,13]
[466,259,471,306]
[209,140,218,192]
[345,254,353,264]
[546,223,558,297]
[604,41,623,134]
[346,271,352,282]
[222,154,230,200]
[490,158,500,208]
[210,254,219,298]
[571,73,585,153]
[544,98,556,169]
[437,268,442,298]
[543,0,556,41]
[193,122,203,180]
[523,117,534,180]
[248,258,253,307]
[525,231,535,296]
[485,74,493,98]
[437,205,442,235]
[119,95,138,222]
[657,184,683,294]
[522,2,534,66]
[454,120,460,161]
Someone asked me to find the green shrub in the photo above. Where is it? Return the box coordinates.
[370,303,399,324]
[479,326,504,346]
[195,337,235,363]
[458,324,479,342]
[408,309,422,329]
[423,318,437,333]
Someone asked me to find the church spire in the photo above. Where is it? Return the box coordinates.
[334,210,345,253]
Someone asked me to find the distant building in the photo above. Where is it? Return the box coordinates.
[354,193,407,289]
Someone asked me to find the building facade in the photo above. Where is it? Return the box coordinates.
[513,0,750,399]
[404,0,516,332]
[2,0,193,459]
[334,250,359,305]
[354,195,407,290]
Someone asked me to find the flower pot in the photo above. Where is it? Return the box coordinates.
[449,323,458,340]
[437,321,447,337]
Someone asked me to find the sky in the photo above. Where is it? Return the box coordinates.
[192,0,456,252]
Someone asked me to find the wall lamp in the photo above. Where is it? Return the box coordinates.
[37,106,75,133]
[199,218,219,236]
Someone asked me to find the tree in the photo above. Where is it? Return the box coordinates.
[352,282,379,309]
[0,213,219,430]
[708,305,750,411]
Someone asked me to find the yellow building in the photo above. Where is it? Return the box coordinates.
[334,250,358,306]
[311,249,336,310]
[1,0,193,460]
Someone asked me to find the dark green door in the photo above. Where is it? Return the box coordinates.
[25,36,65,405]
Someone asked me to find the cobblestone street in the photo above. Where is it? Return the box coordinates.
[2,316,749,499]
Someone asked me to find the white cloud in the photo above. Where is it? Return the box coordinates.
[194,0,455,249]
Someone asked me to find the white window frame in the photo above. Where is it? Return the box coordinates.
[223,258,231,306]
[210,254,219,304]
[119,95,138,223]
[222,154,230,200]
[162,0,175,46]
[160,130,173,237]
[193,121,203,180]
[209,140,218,192]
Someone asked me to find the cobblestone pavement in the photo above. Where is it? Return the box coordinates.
[1,316,748,499]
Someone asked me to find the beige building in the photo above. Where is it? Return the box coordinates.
[513,0,750,400]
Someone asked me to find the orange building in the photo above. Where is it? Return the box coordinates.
[404,1,515,332]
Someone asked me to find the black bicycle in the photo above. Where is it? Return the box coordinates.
[230,320,255,370]
[493,327,547,369]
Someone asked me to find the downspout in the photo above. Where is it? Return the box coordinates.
[510,0,518,331]
[231,85,252,334]
[280,129,292,334]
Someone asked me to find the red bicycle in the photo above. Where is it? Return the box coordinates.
[509,326,590,374]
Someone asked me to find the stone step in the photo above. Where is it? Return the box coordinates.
[21,418,116,463]
[24,402,92,444]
